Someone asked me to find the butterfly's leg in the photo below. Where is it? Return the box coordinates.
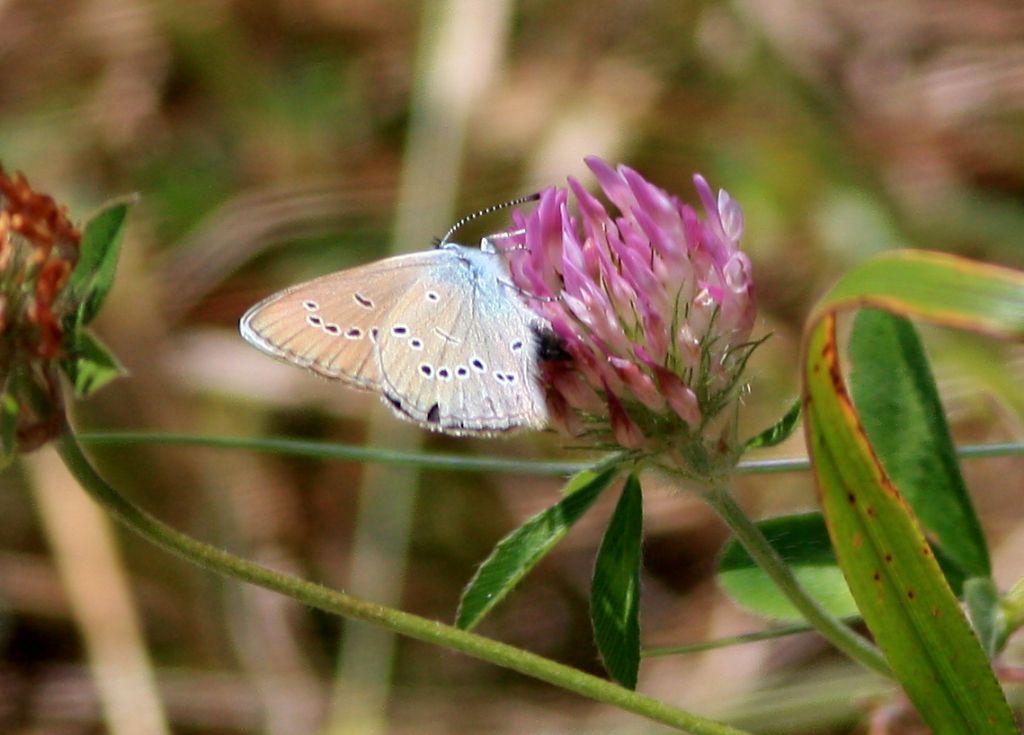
[495,276,560,303]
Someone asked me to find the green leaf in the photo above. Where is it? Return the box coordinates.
[591,474,643,689]
[810,249,1024,335]
[964,577,1005,658]
[0,393,18,469]
[455,465,618,631]
[69,199,132,325]
[850,309,991,578]
[61,331,126,398]
[744,398,801,449]
[717,511,966,623]
[802,249,1022,734]
[806,322,1012,733]
[718,512,858,621]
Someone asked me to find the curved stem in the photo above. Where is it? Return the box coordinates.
[704,485,892,678]
[55,426,749,735]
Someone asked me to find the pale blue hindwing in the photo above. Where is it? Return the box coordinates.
[240,242,549,435]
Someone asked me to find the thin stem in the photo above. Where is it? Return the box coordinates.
[703,485,892,678]
[55,426,749,735]
[643,617,859,657]
[76,431,1024,477]
[77,431,594,476]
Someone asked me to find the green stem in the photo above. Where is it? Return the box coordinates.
[704,485,892,678]
[76,430,600,476]
[76,431,1024,477]
[643,616,859,658]
[55,426,749,735]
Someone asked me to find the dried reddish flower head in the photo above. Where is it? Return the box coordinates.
[508,157,759,478]
[0,166,81,451]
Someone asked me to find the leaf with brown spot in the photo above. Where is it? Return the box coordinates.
[802,250,1022,733]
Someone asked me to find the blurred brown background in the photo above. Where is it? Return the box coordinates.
[1,1,1022,733]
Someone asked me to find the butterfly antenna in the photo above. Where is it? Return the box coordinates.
[438,192,541,247]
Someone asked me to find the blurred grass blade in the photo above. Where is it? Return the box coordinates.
[850,309,990,578]
[718,512,858,621]
[591,474,643,689]
[802,249,1023,733]
[456,466,619,630]
[745,399,801,449]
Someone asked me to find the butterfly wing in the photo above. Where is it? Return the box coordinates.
[375,246,549,435]
[239,251,442,389]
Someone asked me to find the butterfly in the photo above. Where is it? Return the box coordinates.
[239,200,552,436]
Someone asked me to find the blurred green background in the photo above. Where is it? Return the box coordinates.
[1,1,1022,733]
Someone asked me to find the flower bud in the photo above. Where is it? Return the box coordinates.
[0,167,81,454]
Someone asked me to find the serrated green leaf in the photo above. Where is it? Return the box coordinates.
[964,577,1004,658]
[802,249,1021,734]
[591,474,643,689]
[850,309,991,579]
[744,398,801,449]
[455,465,618,630]
[70,199,132,325]
[718,512,858,621]
[61,331,126,398]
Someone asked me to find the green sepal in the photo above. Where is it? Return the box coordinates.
[69,198,133,326]
[744,398,801,450]
[61,330,127,398]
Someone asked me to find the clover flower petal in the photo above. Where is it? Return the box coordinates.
[508,158,761,477]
